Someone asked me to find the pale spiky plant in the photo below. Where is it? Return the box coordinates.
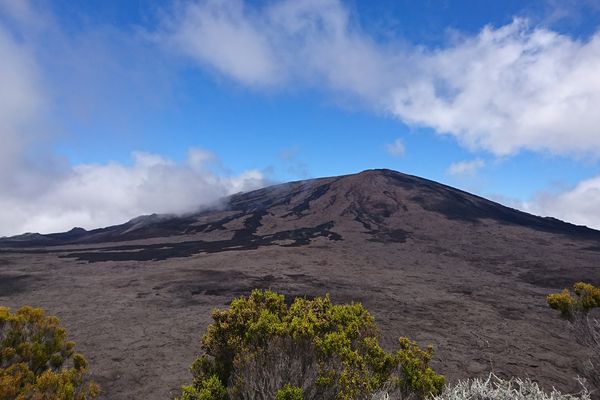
[371,391,391,400]
[372,374,591,400]
[432,374,590,400]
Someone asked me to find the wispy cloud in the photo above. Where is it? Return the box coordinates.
[279,146,310,179]
[163,0,280,87]
[0,50,266,235]
[0,3,267,236]
[162,1,600,158]
[523,176,600,229]
[446,159,485,176]
[0,23,50,196]
[160,0,394,99]
[385,138,405,157]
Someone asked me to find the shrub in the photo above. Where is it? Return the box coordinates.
[179,290,444,400]
[275,384,303,400]
[548,282,600,392]
[180,375,228,400]
[0,306,99,400]
[547,282,600,317]
[428,374,589,400]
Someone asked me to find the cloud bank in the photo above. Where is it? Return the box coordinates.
[0,149,264,236]
[523,177,600,229]
[163,1,600,158]
[0,24,47,194]
[391,20,600,157]
[0,7,266,237]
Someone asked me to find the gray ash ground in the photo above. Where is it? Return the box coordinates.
[1,169,600,399]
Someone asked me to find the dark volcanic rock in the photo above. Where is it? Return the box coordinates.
[2,169,597,252]
[1,169,599,400]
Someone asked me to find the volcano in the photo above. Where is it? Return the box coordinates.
[1,169,599,399]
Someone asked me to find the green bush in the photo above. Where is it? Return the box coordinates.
[0,306,99,400]
[179,290,444,400]
[547,282,600,317]
[180,375,228,400]
[276,384,303,400]
[548,282,600,393]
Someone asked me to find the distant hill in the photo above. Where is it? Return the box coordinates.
[2,169,598,252]
[2,169,599,399]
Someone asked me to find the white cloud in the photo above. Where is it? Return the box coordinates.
[161,0,395,98]
[0,25,56,198]
[385,138,405,157]
[161,1,600,228]
[0,149,266,236]
[446,159,485,176]
[164,0,279,87]
[0,0,41,28]
[0,13,267,237]
[163,3,600,158]
[0,26,42,149]
[4,0,600,234]
[523,175,600,229]
[391,19,600,157]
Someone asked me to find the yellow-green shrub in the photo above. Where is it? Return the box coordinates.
[179,290,444,400]
[547,282,600,392]
[547,282,600,317]
[276,384,303,400]
[0,306,99,400]
[180,375,228,400]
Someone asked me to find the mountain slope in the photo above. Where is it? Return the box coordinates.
[1,169,599,400]
[2,169,597,249]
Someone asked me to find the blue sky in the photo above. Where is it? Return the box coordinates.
[1,0,600,235]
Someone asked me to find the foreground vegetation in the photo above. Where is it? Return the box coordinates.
[0,306,98,400]
[548,282,600,394]
[178,289,444,400]
[430,374,590,400]
[3,282,600,399]
[178,287,600,400]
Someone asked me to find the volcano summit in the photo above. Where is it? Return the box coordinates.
[1,169,599,399]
